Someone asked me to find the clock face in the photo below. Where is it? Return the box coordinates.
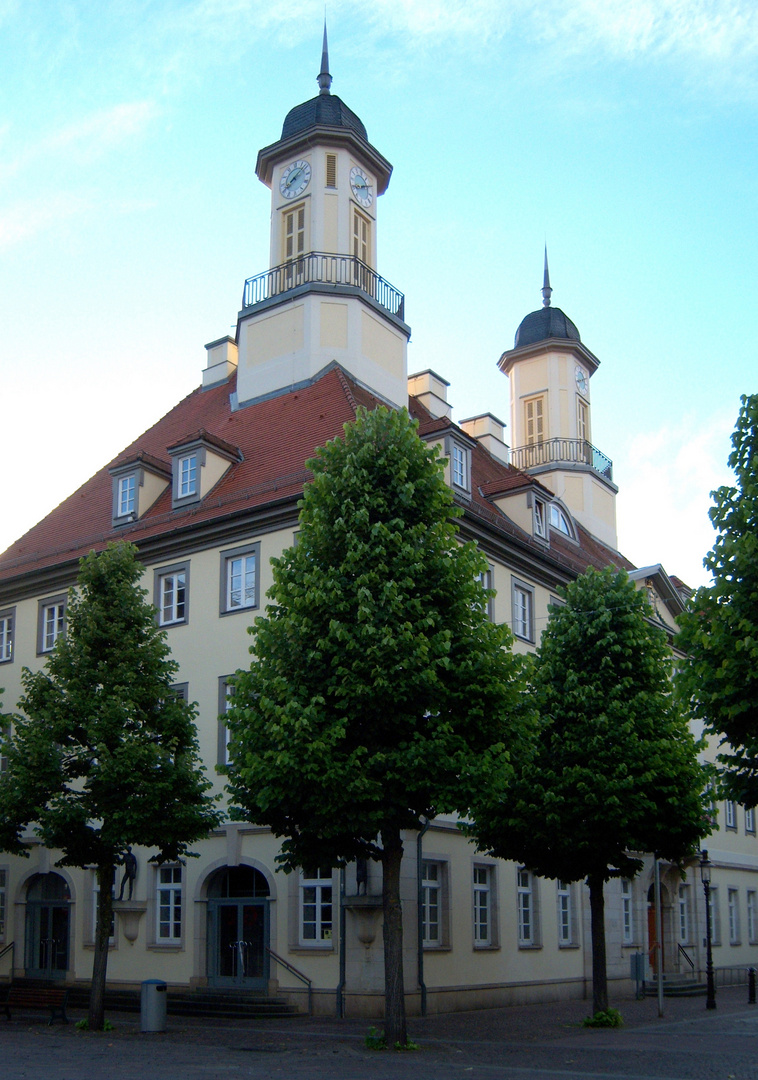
[280,159,311,199]
[350,166,373,208]
[575,366,588,395]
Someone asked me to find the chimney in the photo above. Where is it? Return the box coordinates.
[407,369,451,420]
[459,413,509,465]
[203,336,238,389]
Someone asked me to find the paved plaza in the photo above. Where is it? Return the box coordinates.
[2,986,758,1080]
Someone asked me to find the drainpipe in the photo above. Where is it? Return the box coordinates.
[417,818,430,1017]
[336,867,346,1018]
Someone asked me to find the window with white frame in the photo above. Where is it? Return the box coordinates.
[748,890,757,943]
[421,860,442,946]
[517,868,537,946]
[556,880,573,946]
[746,807,756,834]
[725,799,737,830]
[156,865,182,943]
[37,595,66,654]
[677,884,690,944]
[476,566,494,621]
[728,888,740,944]
[549,504,573,537]
[512,579,534,643]
[155,564,189,627]
[0,867,6,939]
[0,608,14,664]
[534,499,547,539]
[117,474,136,517]
[178,454,197,500]
[217,676,234,767]
[220,543,260,615]
[299,867,333,944]
[621,879,634,944]
[473,865,492,947]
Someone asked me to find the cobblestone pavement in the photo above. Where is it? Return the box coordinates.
[2,987,758,1080]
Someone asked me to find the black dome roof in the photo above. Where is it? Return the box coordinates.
[282,93,368,142]
[514,306,581,349]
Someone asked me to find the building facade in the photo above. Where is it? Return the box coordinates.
[1,37,756,1015]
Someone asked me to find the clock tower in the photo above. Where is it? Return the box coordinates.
[233,28,410,410]
[498,252,619,549]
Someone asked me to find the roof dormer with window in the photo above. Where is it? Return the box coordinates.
[167,431,242,510]
[108,452,172,528]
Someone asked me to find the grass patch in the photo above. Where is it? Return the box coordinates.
[583,1008,623,1028]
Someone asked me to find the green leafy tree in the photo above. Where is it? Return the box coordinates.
[224,406,527,1045]
[469,567,708,1014]
[0,542,222,1030]
[677,394,758,805]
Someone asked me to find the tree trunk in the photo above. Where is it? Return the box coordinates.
[89,862,115,1030]
[381,828,407,1047]
[588,873,608,1014]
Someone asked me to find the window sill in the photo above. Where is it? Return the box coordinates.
[220,606,259,618]
[518,943,542,951]
[558,943,580,950]
[148,943,184,952]
[422,944,451,952]
[289,944,334,954]
[473,943,500,952]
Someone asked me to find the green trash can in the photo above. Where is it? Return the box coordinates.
[140,979,167,1032]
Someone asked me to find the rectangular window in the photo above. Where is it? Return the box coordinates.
[473,866,491,947]
[422,860,441,946]
[452,444,466,488]
[326,153,337,188]
[512,579,534,643]
[217,676,234,767]
[0,608,14,664]
[556,880,573,946]
[748,890,757,943]
[37,595,66,654]
[746,807,756,834]
[621,879,634,944]
[728,888,740,944]
[220,543,260,615]
[534,499,546,539]
[157,865,182,942]
[299,867,333,944]
[178,454,197,499]
[353,209,370,264]
[577,398,589,443]
[725,800,737,830]
[476,566,494,621]
[284,204,306,261]
[517,868,535,946]
[525,396,545,445]
[709,886,721,946]
[155,564,190,627]
[0,867,6,939]
[117,474,136,517]
[677,884,690,944]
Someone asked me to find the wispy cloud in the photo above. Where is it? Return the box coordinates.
[0,194,91,249]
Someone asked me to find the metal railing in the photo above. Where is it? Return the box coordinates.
[0,941,14,980]
[677,943,695,974]
[242,253,405,321]
[510,437,613,482]
[267,946,312,1015]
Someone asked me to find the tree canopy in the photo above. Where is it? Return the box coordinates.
[225,405,528,1044]
[0,541,221,1027]
[469,566,708,1013]
[677,394,758,806]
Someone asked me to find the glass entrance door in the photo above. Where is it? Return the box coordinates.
[26,902,69,979]
[209,899,268,988]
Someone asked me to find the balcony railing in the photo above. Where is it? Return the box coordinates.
[510,437,613,482]
[242,253,405,321]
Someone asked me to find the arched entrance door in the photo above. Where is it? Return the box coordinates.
[25,873,71,980]
[207,866,270,990]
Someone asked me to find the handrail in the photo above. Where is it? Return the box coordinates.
[0,941,15,978]
[266,947,312,1016]
[510,437,613,482]
[242,252,405,322]
[677,942,695,973]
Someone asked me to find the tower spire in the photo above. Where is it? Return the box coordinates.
[317,20,333,95]
[542,245,553,308]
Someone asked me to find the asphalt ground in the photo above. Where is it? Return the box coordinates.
[2,986,757,1080]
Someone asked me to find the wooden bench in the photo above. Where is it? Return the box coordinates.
[3,985,69,1025]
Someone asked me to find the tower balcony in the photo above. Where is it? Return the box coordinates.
[510,438,613,483]
[241,253,405,323]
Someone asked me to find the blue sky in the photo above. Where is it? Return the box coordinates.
[1,0,756,587]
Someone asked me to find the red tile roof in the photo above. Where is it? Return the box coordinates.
[0,364,633,586]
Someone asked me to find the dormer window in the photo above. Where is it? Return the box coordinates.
[117,474,136,518]
[534,499,547,540]
[109,454,171,528]
[549,504,574,537]
[178,454,197,500]
[167,431,242,511]
[446,436,472,496]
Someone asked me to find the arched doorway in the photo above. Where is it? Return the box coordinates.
[25,873,71,980]
[206,866,270,990]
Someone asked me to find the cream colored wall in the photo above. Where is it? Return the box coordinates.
[137,472,169,518]
[200,451,233,500]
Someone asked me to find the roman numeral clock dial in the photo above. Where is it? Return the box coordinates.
[280,159,311,199]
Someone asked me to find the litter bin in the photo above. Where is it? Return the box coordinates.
[140,979,167,1032]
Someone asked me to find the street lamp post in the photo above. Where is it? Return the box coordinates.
[700,849,717,1010]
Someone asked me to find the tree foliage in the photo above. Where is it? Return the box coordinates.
[0,542,221,1028]
[225,406,528,1044]
[677,394,758,805]
[469,567,708,1012]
